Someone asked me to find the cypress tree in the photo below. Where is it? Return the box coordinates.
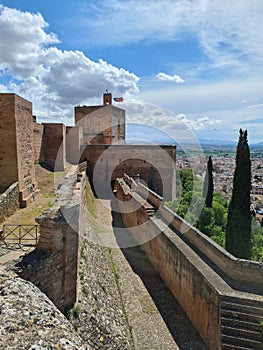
[203,156,214,208]
[226,129,252,259]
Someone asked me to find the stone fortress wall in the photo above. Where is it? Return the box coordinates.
[0,94,38,207]
[115,175,263,350]
[0,92,176,216]
[80,144,176,200]
[1,92,263,350]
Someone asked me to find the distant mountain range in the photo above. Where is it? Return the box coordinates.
[251,142,263,149]
[199,139,263,148]
[198,138,236,146]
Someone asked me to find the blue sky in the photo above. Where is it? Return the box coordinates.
[0,0,263,144]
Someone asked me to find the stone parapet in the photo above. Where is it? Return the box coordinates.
[115,176,263,350]
[125,176,263,293]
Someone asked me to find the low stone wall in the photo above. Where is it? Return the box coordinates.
[115,178,221,349]
[128,178,263,292]
[0,182,19,224]
[17,164,87,312]
[160,205,263,292]
[115,177,263,350]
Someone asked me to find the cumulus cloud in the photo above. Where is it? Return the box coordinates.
[156,72,184,84]
[0,6,139,121]
[124,101,222,143]
[0,5,59,78]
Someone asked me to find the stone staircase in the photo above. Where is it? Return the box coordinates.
[145,206,156,217]
[220,296,263,349]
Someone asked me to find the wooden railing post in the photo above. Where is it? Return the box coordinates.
[1,224,39,247]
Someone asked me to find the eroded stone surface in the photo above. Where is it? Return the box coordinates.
[0,265,87,350]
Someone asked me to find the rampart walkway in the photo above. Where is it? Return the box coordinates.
[93,197,208,349]
[0,192,208,349]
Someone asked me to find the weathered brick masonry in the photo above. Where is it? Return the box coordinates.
[33,122,44,164]
[0,182,19,223]
[17,165,87,312]
[40,123,66,171]
[0,94,38,207]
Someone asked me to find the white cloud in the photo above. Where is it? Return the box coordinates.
[141,78,263,115]
[0,6,140,121]
[124,101,222,144]
[76,0,263,69]
[1,4,262,142]
[0,83,9,92]
[0,5,59,78]
[156,72,184,84]
[139,77,263,142]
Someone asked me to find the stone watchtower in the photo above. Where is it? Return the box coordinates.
[74,92,125,145]
[103,91,112,105]
[0,94,38,207]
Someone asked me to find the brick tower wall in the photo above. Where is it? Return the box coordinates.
[0,94,18,190]
[0,94,37,207]
[40,123,66,171]
[14,95,37,204]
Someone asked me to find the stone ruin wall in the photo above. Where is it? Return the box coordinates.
[66,125,83,164]
[14,95,36,204]
[0,94,70,216]
[0,94,18,191]
[0,94,37,207]
[0,182,19,224]
[17,164,87,312]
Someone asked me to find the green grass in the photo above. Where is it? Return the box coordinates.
[85,180,95,217]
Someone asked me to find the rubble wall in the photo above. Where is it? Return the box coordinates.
[0,182,19,224]
[17,165,87,312]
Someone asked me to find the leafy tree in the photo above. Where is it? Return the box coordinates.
[213,192,228,208]
[203,156,214,208]
[226,129,252,259]
[251,218,263,262]
[212,201,227,228]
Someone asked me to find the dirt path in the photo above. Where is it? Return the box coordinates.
[0,246,34,264]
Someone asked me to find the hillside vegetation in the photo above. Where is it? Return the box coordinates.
[166,168,263,262]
